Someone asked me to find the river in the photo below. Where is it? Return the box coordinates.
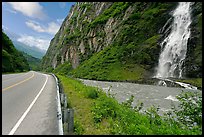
[79,79,201,115]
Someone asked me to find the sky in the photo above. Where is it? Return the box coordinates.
[2,2,76,52]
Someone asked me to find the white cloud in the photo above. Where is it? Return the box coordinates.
[2,25,8,30]
[6,8,17,14]
[17,34,50,51]
[47,22,61,34]
[25,20,44,33]
[7,2,46,20]
[26,20,60,35]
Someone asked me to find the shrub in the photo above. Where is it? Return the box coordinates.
[92,93,119,123]
[74,119,85,134]
[85,87,99,99]
[174,91,202,128]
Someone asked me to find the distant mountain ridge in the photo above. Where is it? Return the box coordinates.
[3,29,45,59]
[13,41,45,59]
[21,52,41,71]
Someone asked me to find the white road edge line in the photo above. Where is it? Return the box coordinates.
[8,73,48,135]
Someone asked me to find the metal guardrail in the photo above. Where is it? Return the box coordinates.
[51,74,63,135]
[51,73,74,135]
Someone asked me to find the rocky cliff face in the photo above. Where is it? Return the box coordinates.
[42,2,114,69]
[42,2,173,69]
[41,2,202,80]
[184,2,202,78]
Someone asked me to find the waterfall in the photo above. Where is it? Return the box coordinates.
[155,2,192,79]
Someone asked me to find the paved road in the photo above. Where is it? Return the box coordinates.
[80,79,201,115]
[2,71,59,135]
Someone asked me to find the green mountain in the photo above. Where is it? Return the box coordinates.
[2,31,29,73]
[21,52,41,71]
[41,2,202,82]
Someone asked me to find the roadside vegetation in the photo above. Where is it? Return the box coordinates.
[57,75,202,135]
[2,31,29,73]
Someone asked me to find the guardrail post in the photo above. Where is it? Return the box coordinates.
[64,95,67,108]
[60,93,64,106]
[67,108,74,134]
[63,109,68,123]
[59,82,63,93]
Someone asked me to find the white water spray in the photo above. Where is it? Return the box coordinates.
[155,2,192,79]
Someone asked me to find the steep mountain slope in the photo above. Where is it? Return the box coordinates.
[2,31,29,73]
[41,2,202,81]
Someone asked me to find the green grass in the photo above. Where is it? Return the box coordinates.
[70,44,146,81]
[57,75,112,134]
[52,61,72,76]
[57,75,202,135]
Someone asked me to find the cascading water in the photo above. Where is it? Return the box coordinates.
[154,2,197,90]
[155,2,192,79]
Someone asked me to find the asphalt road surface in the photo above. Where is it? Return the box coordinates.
[2,71,59,135]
